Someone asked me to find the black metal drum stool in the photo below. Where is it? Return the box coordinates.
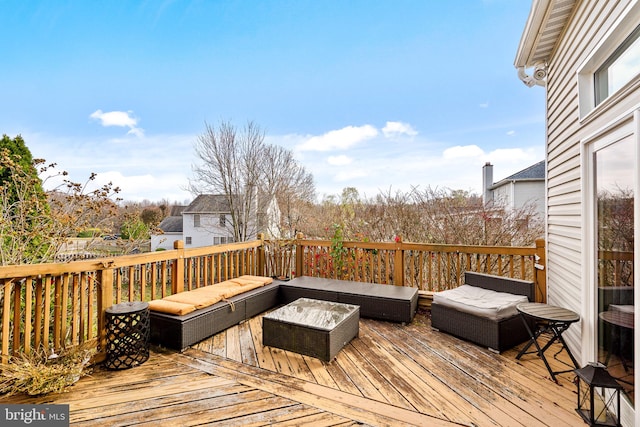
[105,301,150,370]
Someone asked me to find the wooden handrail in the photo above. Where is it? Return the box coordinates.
[0,237,551,364]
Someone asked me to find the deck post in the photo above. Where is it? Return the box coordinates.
[394,236,404,286]
[172,240,185,294]
[257,233,266,277]
[534,238,546,303]
[295,232,305,278]
[97,263,114,362]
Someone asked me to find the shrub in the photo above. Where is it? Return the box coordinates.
[77,228,102,238]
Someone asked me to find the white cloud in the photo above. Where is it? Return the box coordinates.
[25,131,194,202]
[487,147,536,163]
[479,102,489,108]
[24,121,543,204]
[90,110,144,137]
[382,121,418,138]
[91,170,191,202]
[335,169,368,182]
[327,155,352,166]
[443,145,484,160]
[296,125,378,151]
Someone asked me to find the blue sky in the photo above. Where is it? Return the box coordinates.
[1,0,545,203]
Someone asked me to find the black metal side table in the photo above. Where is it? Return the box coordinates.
[516,302,580,382]
[105,301,150,370]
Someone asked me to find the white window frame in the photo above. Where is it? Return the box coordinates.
[578,0,640,120]
[193,214,200,228]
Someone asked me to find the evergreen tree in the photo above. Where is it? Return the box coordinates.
[0,135,52,263]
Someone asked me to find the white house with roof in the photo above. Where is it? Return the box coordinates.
[151,194,281,251]
[182,194,239,248]
[150,205,186,251]
[516,1,639,424]
[482,160,546,219]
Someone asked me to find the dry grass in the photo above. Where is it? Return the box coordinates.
[0,346,93,396]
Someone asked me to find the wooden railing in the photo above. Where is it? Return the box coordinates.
[0,237,546,364]
[598,250,634,287]
[0,240,262,364]
[293,237,546,301]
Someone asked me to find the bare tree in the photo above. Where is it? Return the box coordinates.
[261,145,315,238]
[189,120,315,241]
[298,186,543,247]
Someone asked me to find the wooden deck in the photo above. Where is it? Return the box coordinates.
[3,310,584,426]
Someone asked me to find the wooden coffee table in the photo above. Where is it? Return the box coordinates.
[262,298,360,362]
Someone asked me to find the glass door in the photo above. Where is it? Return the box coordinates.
[595,135,635,404]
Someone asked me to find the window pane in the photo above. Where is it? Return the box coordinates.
[609,35,640,91]
[595,137,634,403]
[595,25,640,105]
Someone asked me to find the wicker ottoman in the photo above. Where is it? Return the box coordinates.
[263,298,359,362]
[279,277,418,323]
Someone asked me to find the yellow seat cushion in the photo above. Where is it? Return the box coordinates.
[149,275,274,315]
[228,278,263,288]
[192,283,242,299]
[232,281,267,295]
[237,275,273,284]
[148,299,196,316]
[164,290,223,309]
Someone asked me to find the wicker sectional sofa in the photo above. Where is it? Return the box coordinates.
[430,271,535,352]
[149,276,419,351]
[149,281,280,350]
[279,276,418,323]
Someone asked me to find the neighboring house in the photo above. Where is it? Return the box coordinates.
[150,194,281,250]
[150,205,186,251]
[482,160,546,218]
[516,1,638,424]
[182,194,237,248]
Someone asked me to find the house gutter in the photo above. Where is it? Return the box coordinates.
[514,0,551,87]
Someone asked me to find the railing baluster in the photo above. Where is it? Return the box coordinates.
[87,273,95,341]
[53,276,62,350]
[34,277,43,350]
[2,279,11,363]
[79,272,86,345]
[12,280,21,355]
[43,276,52,353]
[24,277,32,354]
[71,273,79,345]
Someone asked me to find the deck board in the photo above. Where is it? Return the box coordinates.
[2,310,585,426]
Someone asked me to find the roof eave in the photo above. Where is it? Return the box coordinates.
[514,0,578,87]
[514,0,551,69]
[489,178,545,190]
